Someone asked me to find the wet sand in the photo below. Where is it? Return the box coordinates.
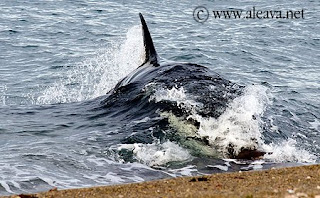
[5,164,320,198]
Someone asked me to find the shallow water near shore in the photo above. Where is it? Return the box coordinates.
[0,0,319,196]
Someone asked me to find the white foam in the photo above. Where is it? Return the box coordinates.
[41,177,55,187]
[147,84,317,163]
[10,181,21,190]
[119,162,155,172]
[166,165,198,177]
[0,181,13,194]
[242,160,265,170]
[150,86,202,111]
[209,165,228,171]
[263,138,316,163]
[150,86,187,104]
[36,25,143,104]
[188,85,271,157]
[183,85,316,163]
[118,141,191,166]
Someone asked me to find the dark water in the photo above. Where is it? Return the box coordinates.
[0,0,319,195]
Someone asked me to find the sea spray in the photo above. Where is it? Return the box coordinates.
[37,26,144,104]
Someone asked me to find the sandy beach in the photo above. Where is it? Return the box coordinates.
[4,164,320,198]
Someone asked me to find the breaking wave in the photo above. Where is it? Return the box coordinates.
[112,83,316,165]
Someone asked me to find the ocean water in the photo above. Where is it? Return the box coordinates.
[0,0,319,195]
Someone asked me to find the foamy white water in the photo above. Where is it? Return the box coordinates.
[36,25,144,104]
[149,84,316,163]
[263,138,316,163]
[117,141,191,166]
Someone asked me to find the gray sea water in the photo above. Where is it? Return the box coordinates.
[0,0,319,196]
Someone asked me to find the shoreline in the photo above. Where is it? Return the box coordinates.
[5,164,320,198]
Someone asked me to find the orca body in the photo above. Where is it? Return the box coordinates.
[102,13,266,160]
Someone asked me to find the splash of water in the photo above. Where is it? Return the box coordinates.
[263,138,316,163]
[37,25,144,104]
[196,85,270,156]
[148,84,316,163]
[117,141,191,167]
[149,86,202,111]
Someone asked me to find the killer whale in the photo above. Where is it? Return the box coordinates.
[112,13,159,90]
[102,13,266,160]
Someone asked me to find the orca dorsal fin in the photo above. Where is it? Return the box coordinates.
[139,13,159,67]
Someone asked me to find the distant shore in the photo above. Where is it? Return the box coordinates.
[5,164,320,198]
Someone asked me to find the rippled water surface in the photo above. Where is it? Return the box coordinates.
[0,0,319,195]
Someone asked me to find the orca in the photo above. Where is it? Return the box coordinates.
[102,13,266,160]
